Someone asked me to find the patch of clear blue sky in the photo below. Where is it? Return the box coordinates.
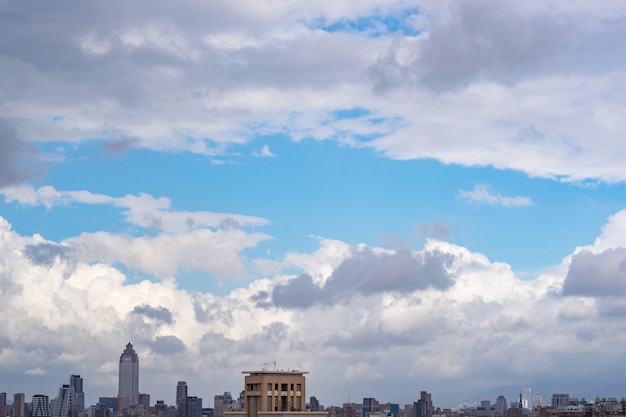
[329,107,371,121]
[3,137,625,294]
[305,7,421,37]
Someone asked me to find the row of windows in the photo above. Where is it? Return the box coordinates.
[247,383,302,392]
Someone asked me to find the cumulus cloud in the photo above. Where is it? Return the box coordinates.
[562,248,626,297]
[272,246,455,308]
[458,184,533,207]
[66,228,270,279]
[148,335,186,355]
[2,210,626,406]
[22,242,73,267]
[132,305,174,325]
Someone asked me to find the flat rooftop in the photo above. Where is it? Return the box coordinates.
[242,370,309,375]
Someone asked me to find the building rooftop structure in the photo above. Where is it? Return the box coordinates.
[226,369,326,417]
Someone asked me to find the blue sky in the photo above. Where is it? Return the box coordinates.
[9,137,623,289]
[2,0,626,410]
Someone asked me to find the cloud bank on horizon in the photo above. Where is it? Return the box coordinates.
[1,0,626,409]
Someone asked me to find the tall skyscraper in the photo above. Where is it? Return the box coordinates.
[0,392,6,417]
[522,388,531,410]
[495,395,507,412]
[177,382,188,407]
[414,391,432,417]
[32,395,51,417]
[52,384,74,417]
[70,375,85,413]
[177,381,189,417]
[13,394,25,417]
[118,342,139,409]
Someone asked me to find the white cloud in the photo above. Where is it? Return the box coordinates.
[2,0,625,181]
[252,144,275,157]
[2,209,626,406]
[458,184,533,207]
[0,185,269,231]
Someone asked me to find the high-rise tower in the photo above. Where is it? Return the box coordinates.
[70,374,85,412]
[177,381,188,417]
[177,381,188,407]
[32,394,51,417]
[118,342,139,409]
[52,385,73,417]
[0,392,6,417]
[13,393,25,417]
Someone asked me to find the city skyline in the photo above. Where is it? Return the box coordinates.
[2,0,626,410]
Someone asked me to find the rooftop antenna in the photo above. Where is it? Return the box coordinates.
[273,360,276,371]
[263,362,267,371]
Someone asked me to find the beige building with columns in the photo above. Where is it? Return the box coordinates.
[226,370,327,417]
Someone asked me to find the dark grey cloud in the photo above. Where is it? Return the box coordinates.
[272,273,322,309]
[369,1,626,91]
[132,304,173,324]
[272,248,455,309]
[23,242,72,266]
[562,248,626,297]
[102,137,140,156]
[597,298,626,317]
[327,248,454,294]
[0,118,40,186]
[148,335,186,355]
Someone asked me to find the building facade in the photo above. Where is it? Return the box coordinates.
[118,342,139,409]
[52,384,74,417]
[177,382,188,408]
[13,394,25,417]
[32,395,51,417]
[0,392,6,417]
[232,370,326,417]
[414,391,432,417]
[70,375,85,414]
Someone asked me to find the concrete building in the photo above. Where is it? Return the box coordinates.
[227,370,326,417]
[0,393,6,417]
[414,391,432,417]
[13,394,25,417]
[97,398,121,414]
[177,383,188,408]
[138,394,150,411]
[551,395,570,410]
[214,395,225,417]
[495,396,508,413]
[118,342,139,409]
[186,397,203,417]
